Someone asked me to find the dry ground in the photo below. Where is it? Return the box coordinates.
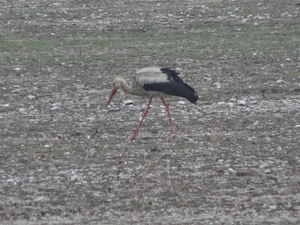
[1,0,300,224]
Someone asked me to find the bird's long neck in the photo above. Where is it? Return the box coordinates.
[118,78,134,94]
[115,78,145,96]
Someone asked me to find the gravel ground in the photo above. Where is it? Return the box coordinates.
[1,0,300,224]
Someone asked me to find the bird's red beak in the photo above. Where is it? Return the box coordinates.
[107,88,117,106]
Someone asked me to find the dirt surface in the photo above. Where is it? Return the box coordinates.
[1,0,300,224]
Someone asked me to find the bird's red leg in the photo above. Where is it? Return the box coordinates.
[128,98,152,140]
[161,98,176,138]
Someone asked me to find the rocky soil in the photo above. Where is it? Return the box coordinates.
[1,0,300,224]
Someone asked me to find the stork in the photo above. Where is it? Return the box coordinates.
[107,67,198,140]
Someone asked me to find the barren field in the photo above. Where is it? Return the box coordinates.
[1,0,300,224]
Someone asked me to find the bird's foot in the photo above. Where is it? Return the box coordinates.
[167,133,176,141]
[167,127,176,140]
[126,134,137,140]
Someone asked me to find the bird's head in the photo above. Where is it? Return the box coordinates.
[107,78,124,106]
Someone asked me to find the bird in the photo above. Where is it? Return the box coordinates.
[107,67,198,140]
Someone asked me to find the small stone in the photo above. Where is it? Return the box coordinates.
[253,121,260,126]
[213,82,221,89]
[203,76,212,82]
[228,102,234,107]
[281,12,292,18]
[124,100,134,105]
[12,89,21,93]
[237,100,246,106]
[28,94,35,99]
[70,175,78,181]
[229,98,237,102]
[276,79,284,84]
[228,168,236,173]
[265,169,271,173]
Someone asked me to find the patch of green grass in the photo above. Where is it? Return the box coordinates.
[1,22,299,68]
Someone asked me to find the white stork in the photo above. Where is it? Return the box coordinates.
[107,67,198,140]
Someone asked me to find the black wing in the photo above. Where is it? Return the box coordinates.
[143,68,198,104]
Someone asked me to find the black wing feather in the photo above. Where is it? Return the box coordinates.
[160,68,183,83]
[143,68,199,104]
